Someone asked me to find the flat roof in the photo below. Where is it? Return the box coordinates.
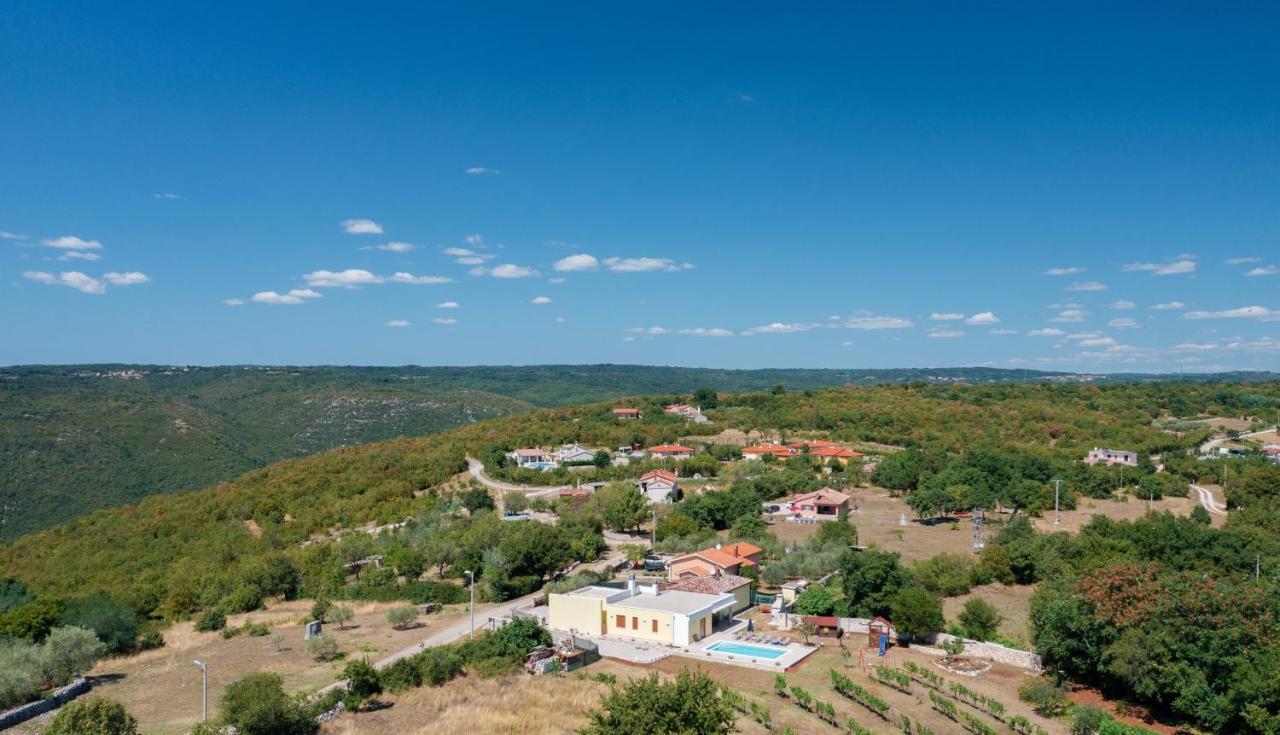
[569,585,626,599]
[610,589,734,616]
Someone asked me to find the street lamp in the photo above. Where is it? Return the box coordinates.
[464,570,475,639]
[1052,477,1062,526]
[193,660,208,722]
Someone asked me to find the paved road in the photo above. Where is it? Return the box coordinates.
[1198,428,1275,455]
[318,591,542,693]
[466,457,568,498]
[1190,483,1228,516]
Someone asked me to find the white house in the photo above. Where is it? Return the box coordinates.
[559,444,597,464]
[511,448,555,467]
[1084,447,1138,467]
[637,469,679,504]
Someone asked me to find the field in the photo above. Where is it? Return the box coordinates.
[10,600,473,735]
[317,641,1062,735]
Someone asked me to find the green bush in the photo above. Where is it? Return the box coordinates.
[306,633,338,661]
[380,657,423,692]
[46,696,138,735]
[415,646,465,686]
[1073,705,1108,735]
[1018,678,1068,717]
[218,672,316,735]
[194,608,226,632]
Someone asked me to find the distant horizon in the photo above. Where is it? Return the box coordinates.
[5,361,1277,378]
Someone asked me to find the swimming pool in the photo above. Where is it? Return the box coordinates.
[706,641,788,660]
[524,461,558,470]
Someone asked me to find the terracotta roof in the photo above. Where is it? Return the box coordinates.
[791,488,851,506]
[664,574,750,595]
[648,444,694,454]
[721,541,762,558]
[811,447,864,458]
[613,407,642,414]
[515,448,550,457]
[641,469,679,483]
[742,444,794,456]
[664,403,692,411]
[1264,445,1280,454]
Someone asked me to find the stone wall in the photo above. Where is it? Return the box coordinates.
[0,677,91,730]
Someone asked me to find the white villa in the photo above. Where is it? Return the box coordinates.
[559,443,597,463]
[1084,447,1139,467]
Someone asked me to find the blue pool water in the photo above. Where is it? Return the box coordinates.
[525,461,558,470]
[706,641,788,660]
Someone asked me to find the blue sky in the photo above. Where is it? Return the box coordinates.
[2,2,1278,371]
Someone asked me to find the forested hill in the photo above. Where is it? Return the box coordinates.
[2,363,1277,541]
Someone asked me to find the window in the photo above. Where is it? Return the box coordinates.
[615,615,625,629]
[652,619,658,633]
[632,616,638,630]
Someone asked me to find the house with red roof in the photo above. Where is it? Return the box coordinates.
[647,443,695,460]
[1264,444,1280,463]
[787,488,851,520]
[613,407,643,420]
[741,443,796,461]
[809,447,865,465]
[663,572,752,613]
[638,469,679,504]
[666,542,763,580]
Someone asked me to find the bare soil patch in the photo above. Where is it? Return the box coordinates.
[942,583,1036,648]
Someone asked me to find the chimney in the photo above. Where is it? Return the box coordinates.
[627,573,637,596]
[715,543,722,551]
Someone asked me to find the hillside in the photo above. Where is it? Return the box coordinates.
[3,378,1277,613]
[3,364,1277,541]
[0,363,1083,541]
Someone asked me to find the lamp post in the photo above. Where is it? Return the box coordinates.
[193,660,208,722]
[464,570,475,639]
[1052,477,1062,526]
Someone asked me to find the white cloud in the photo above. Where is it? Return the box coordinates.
[553,254,600,272]
[602,257,694,273]
[530,296,552,305]
[304,269,383,288]
[928,330,965,338]
[251,289,322,305]
[444,247,494,264]
[1108,318,1139,328]
[432,317,457,325]
[1123,259,1196,276]
[1225,257,1261,265]
[42,236,103,251]
[464,234,483,246]
[1109,300,1136,310]
[386,319,411,328]
[1049,309,1088,323]
[678,327,734,337]
[1246,265,1279,277]
[1078,336,1118,347]
[24,270,105,294]
[742,322,820,335]
[465,167,501,175]
[436,301,460,309]
[1029,328,1065,337]
[58,251,101,262]
[485,264,538,278]
[627,326,672,335]
[964,311,1000,325]
[224,298,245,306]
[1183,306,1280,321]
[389,272,451,285]
[341,219,383,235]
[990,329,1017,335]
[1067,281,1107,292]
[1044,266,1085,276]
[103,271,149,286]
[840,315,913,330]
[1176,343,1219,351]
[930,312,965,321]
[374,241,415,253]
[0,231,28,241]
[1151,301,1185,310]
[153,193,182,200]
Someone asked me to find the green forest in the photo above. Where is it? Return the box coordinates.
[0,363,1151,541]
[2,379,1280,731]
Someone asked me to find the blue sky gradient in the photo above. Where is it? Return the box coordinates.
[2,2,1278,370]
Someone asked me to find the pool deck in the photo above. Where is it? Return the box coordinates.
[677,621,818,671]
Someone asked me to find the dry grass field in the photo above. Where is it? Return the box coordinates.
[942,583,1037,647]
[12,600,472,735]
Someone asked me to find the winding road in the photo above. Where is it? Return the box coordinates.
[466,457,573,499]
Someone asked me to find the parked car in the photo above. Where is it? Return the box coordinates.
[643,555,666,572]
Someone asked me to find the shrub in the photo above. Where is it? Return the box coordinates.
[387,605,419,630]
[324,604,354,630]
[341,659,382,711]
[889,586,944,641]
[583,669,735,735]
[958,598,1003,641]
[1072,705,1108,735]
[1018,678,1068,717]
[415,646,464,686]
[492,617,552,658]
[136,631,165,650]
[309,598,331,622]
[42,625,107,685]
[195,608,226,632]
[59,594,138,654]
[219,672,316,735]
[46,696,138,735]
[306,633,338,661]
[379,657,422,693]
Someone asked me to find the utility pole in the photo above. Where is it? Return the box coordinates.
[1053,477,1062,525]
[464,570,475,639]
[193,660,208,723]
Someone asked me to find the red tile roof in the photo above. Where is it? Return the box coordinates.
[664,574,750,595]
[810,447,864,458]
[613,407,642,415]
[791,488,851,506]
[641,469,679,483]
[741,444,795,456]
[648,444,694,454]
